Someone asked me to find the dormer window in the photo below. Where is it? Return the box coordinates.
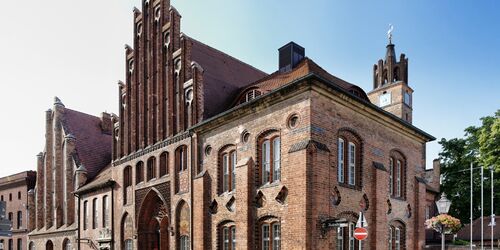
[245,89,262,102]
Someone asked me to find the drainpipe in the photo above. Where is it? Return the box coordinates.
[74,193,81,250]
[111,184,115,250]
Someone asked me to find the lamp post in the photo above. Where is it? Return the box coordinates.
[436,193,452,250]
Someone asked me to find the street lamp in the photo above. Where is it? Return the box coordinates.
[436,193,452,250]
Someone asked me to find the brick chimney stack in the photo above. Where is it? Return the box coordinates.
[100,112,113,135]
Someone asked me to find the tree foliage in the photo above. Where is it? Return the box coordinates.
[438,110,499,223]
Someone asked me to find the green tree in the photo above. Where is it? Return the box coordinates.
[439,110,499,223]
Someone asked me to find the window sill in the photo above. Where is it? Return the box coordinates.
[219,190,235,197]
[338,182,361,191]
[259,181,281,189]
[390,196,406,202]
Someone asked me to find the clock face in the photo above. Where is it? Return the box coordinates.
[379,92,391,107]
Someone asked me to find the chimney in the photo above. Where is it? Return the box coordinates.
[279,42,305,72]
[100,112,113,135]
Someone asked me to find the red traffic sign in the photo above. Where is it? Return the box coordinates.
[353,227,368,241]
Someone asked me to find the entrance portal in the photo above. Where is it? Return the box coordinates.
[137,190,170,250]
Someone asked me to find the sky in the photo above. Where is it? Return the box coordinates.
[0,0,498,176]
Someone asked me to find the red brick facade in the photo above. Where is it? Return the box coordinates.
[22,1,437,249]
[0,171,36,250]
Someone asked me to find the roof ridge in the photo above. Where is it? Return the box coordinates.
[65,108,101,120]
[187,35,268,76]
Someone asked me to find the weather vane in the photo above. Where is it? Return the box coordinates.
[387,24,394,44]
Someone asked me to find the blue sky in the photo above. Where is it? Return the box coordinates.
[0,0,498,176]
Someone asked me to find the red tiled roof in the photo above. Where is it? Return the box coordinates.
[457,216,500,241]
[234,58,369,105]
[189,37,268,118]
[63,109,112,180]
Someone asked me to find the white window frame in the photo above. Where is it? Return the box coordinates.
[262,140,271,184]
[272,223,281,250]
[396,160,401,197]
[223,154,229,192]
[262,224,270,250]
[223,227,230,250]
[231,151,237,191]
[348,142,356,186]
[336,227,344,250]
[349,223,355,250]
[272,137,281,182]
[338,138,344,183]
[389,158,394,196]
[395,227,401,250]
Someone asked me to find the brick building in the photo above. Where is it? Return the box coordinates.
[108,1,435,249]
[24,1,438,249]
[0,171,36,250]
[28,98,112,250]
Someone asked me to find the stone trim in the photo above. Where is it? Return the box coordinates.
[288,140,330,153]
[373,161,387,171]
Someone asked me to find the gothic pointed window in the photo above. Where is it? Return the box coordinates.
[159,152,168,177]
[136,161,144,184]
[123,166,132,205]
[147,156,156,181]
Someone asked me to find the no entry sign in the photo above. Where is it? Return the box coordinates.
[353,227,368,241]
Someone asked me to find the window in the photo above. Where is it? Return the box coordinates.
[176,145,188,172]
[337,130,362,188]
[348,143,356,185]
[29,241,35,250]
[136,161,144,184]
[180,236,189,250]
[8,239,12,250]
[83,201,88,230]
[261,222,280,250]
[8,212,13,223]
[17,239,22,250]
[220,147,237,193]
[425,206,430,220]
[123,166,132,205]
[244,89,262,102]
[389,151,406,199]
[389,158,394,196]
[63,239,71,250]
[336,227,344,249]
[221,225,236,250]
[404,92,411,106]
[260,134,281,185]
[103,196,109,228]
[93,198,98,229]
[124,239,133,250]
[17,192,21,200]
[159,152,168,177]
[388,221,406,250]
[338,138,345,183]
[1,195,3,201]
[147,157,156,181]
[17,211,22,229]
[336,221,359,250]
[9,193,12,201]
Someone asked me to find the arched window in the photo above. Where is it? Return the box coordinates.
[335,212,359,250]
[388,221,406,250]
[17,211,22,229]
[102,195,109,228]
[159,152,168,177]
[93,198,99,229]
[219,223,236,250]
[389,150,406,199]
[260,221,280,250]
[136,161,144,184]
[45,240,54,250]
[62,239,71,250]
[219,146,236,194]
[83,200,88,230]
[259,132,281,185]
[16,239,22,250]
[176,201,190,250]
[147,157,156,181]
[123,166,132,205]
[17,191,21,200]
[176,145,188,172]
[124,239,133,250]
[8,239,12,250]
[337,130,362,188]
[29,241,35,250]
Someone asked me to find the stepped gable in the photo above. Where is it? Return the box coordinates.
[189,37,268,118]
[63,109,112,180]
[234,58,369,105]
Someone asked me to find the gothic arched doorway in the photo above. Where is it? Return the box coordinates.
[137,189,170,250]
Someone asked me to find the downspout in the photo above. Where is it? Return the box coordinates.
[111,184,115,250]
[190,133,196,250]
[75,193,81,250]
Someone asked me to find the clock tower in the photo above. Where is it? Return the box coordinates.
[367,37,413,124]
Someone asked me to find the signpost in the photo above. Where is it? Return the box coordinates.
[353,227,368,241]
